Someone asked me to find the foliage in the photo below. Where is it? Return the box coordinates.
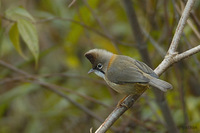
[0,0,200,133]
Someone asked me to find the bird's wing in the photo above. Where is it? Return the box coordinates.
[106,56,150,84]
[132,60,158,78]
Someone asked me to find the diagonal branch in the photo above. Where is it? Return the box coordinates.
[68,0,76,7]
[168,0,196,54]
[0,60,103,123]
[95,87,147,133]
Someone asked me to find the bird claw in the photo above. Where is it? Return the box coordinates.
[117,95,129,108]
[117,102,129,108]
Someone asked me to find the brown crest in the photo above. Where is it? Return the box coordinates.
[85,52,96,64]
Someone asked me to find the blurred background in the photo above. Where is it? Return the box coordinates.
[0,0,200,133]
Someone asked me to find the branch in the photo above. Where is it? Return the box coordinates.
[175,2,200,40]
[0,75,109,108]
[0,60,104,123]
[155,0,196,75]
[95,87,147,133]
[174,45,200,62]
[168,0,196,54]
[35,17,131,46]
[95,97,133,133]
[68,0,76,7]
[1,14,132,47]
[141,27,166,57]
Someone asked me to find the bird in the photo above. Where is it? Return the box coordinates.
[85,49,172,96]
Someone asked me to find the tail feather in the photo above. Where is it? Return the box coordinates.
[149,77,173,92]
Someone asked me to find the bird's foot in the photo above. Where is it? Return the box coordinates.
[117,95,129,108]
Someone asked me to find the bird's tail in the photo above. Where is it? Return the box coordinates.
[149,77,173,92]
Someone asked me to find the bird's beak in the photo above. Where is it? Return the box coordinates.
[88,68,94,74]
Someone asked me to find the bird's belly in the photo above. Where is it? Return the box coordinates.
[105,80,149,95]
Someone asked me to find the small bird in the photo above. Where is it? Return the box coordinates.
[85,49,172,95]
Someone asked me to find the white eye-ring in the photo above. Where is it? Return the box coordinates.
[97,63,103,69]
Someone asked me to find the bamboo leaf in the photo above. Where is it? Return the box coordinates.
[17,19,39,64]
[5,6,35,21]
[9,23,26,59]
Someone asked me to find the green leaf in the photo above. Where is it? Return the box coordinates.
[17,19,39,64]
[9,23,27,59]
[5,6,35,21]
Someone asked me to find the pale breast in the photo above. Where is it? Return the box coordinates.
[104,76,149,95]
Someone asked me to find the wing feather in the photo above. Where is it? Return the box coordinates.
[106,56,150,84]
[133,60,158,78]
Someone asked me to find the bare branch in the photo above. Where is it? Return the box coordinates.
[155,0,196,75]
[35,17,132,46]
[1,15,132,47]
[154,44,200,76]
[0,75,109,108]
[0,60,104,123]
[168,0,196,54]
[141,27,166,57]
[174,45,200,62]
[68,0,76,7]
[175,2,200,40]
[95,89,147,133]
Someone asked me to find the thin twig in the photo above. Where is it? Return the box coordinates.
[40,17,132,46]
[129,116,157,132]
[173,45,200,62]
[143,95,165,125]
[184,35,200,67]
[154,44,200,76]
[141,27,166,57]
[191,11,200,31]
[42,73,106,85]
[175,64,189,130]
[68,0,76,7]
[1,15,132,47]
[175,2,200,40]
[0,60,104,123]
[0,75,109,108]
[28,79,104,122]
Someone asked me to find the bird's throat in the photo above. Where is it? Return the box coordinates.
[94,70,105,79]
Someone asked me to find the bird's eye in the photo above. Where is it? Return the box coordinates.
[97,63,103,69]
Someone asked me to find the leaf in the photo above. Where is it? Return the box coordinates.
[9,23,27,59]
[5,6,35,21]
[17,19,39,64]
